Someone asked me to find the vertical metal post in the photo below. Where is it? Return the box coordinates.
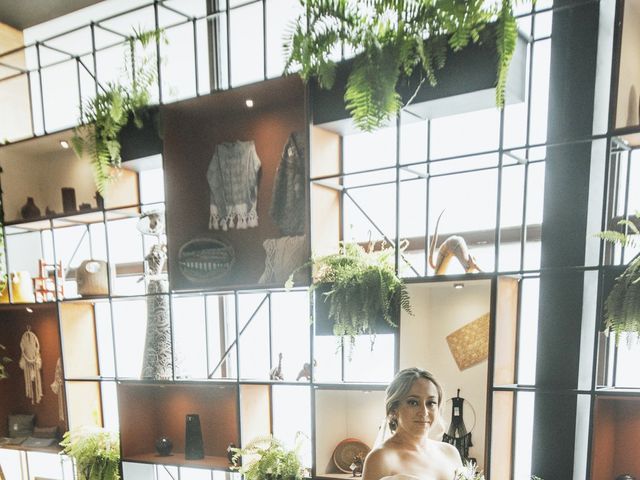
[193,18,200,95]
[154,1,163,103]
[35,42,47,134]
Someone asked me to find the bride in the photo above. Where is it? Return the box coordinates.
[362,368,462,480]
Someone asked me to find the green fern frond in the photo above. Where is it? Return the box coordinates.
[495,0,517,107]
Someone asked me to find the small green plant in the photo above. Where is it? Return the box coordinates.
[231,435,305,480]
[0,344,11,380]
[285,0,528,132]
[60,427,120,480]
[596,211,640,345]
[287,241,411,349]
[72,28,165,193]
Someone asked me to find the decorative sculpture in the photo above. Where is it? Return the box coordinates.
[296,359,317,381]
[269,352,284,381]
[139,209,173,380]
[429,210,482,274]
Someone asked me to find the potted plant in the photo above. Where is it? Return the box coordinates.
[596,211,640,344]
[231,435,305,480]
[72,28,165,193]
[60,427,120,480]
[285,0,524,132]
[0,344,11,380]
[287,241,412,349]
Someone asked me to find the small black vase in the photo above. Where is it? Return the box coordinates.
[155,436,173,456]
[21,197,41,219]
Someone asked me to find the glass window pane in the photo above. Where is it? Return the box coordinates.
[430,109,500,159]
[230,3,264,86]
[173,295,207,379]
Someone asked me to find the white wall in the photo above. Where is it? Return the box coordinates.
[616,0,640,128]
[400,280,491,468]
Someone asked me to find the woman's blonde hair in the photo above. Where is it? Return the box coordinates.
[385,367,443,432]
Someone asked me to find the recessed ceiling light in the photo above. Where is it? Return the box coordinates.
[453,283,464,289]
[26,307,33,313]
[245,99,254,108]
[60,140,70,149]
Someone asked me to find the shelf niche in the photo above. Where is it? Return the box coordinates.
[0,303,67,438]
[591,396,640,479]
[117,383,239,469]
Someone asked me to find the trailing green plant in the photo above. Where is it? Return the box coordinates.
[60,427,120,480]
[287,241,412,349]
[596,211,640,345]
[0,343,11,380]
[284,0,527,132]
[72,28,165,193]
[231,434,305,480]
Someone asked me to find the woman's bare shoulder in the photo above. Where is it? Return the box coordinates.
[433,441,463,465]
[362,445,402,480]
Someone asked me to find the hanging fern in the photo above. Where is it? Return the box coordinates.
[285,0,528,132]
[287,241,412,352]
[72,28,165,193]
[0,343,11,380]
[595,211,640,345]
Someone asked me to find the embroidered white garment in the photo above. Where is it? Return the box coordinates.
[19,329,43,404]
[207,140,261,230]
[380,475,422,480]
[50,357,64,420]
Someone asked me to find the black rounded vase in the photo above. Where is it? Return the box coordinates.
[155,436,173,456]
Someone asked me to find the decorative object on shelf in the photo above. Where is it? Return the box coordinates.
[60,427,120,480]
[79,203,92,211]
[454,461,485,480]
[138,209,172,380]
[141,244,172,380]
[50,357,64,421]
[155,436,173,456]
[178,236,235,283]
[270,131,305,236]
[45,207,56,216]
[350,452,365,477]
[442,390,476,462]
[270,352,284,381]
[0,344,11,380]
[295,359,316,381]
[184,413,204,460]
[77,259,109,296]
[0,271,35,303]
[230,434,305,480]
[446,313,490,371]
[615,475,636,480]
[259,235,307,284]
[20,197,41,219]
[34,259,64,302]
[71,28,165,193]
[285,1,521,132]
[287,241,411,350]
[61,187,77,213]
[332,438,370,474]
[19,327,43,404]
[595,212,640,344]
[137,209,165,236]
[7,414,35,438]
[227,442,238,465]
[429,211,482,274]
[94,191,104,210]
[207,140,261,231]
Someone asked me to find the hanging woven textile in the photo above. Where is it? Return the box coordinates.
[50,357,64,421]
[442,389,473,461]
[19,328,43,404]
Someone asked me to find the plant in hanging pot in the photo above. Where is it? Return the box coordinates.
[287,241,412,349]
[284,0,525,132]
[596,211,640,345]
[230,434,306,480]
[72,28,165,194]
[60,427,120,480]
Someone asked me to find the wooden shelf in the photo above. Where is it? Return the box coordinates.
[123,453,231,469]
[0,443,62,454]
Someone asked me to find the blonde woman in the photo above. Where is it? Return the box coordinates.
[363,368,462,480]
